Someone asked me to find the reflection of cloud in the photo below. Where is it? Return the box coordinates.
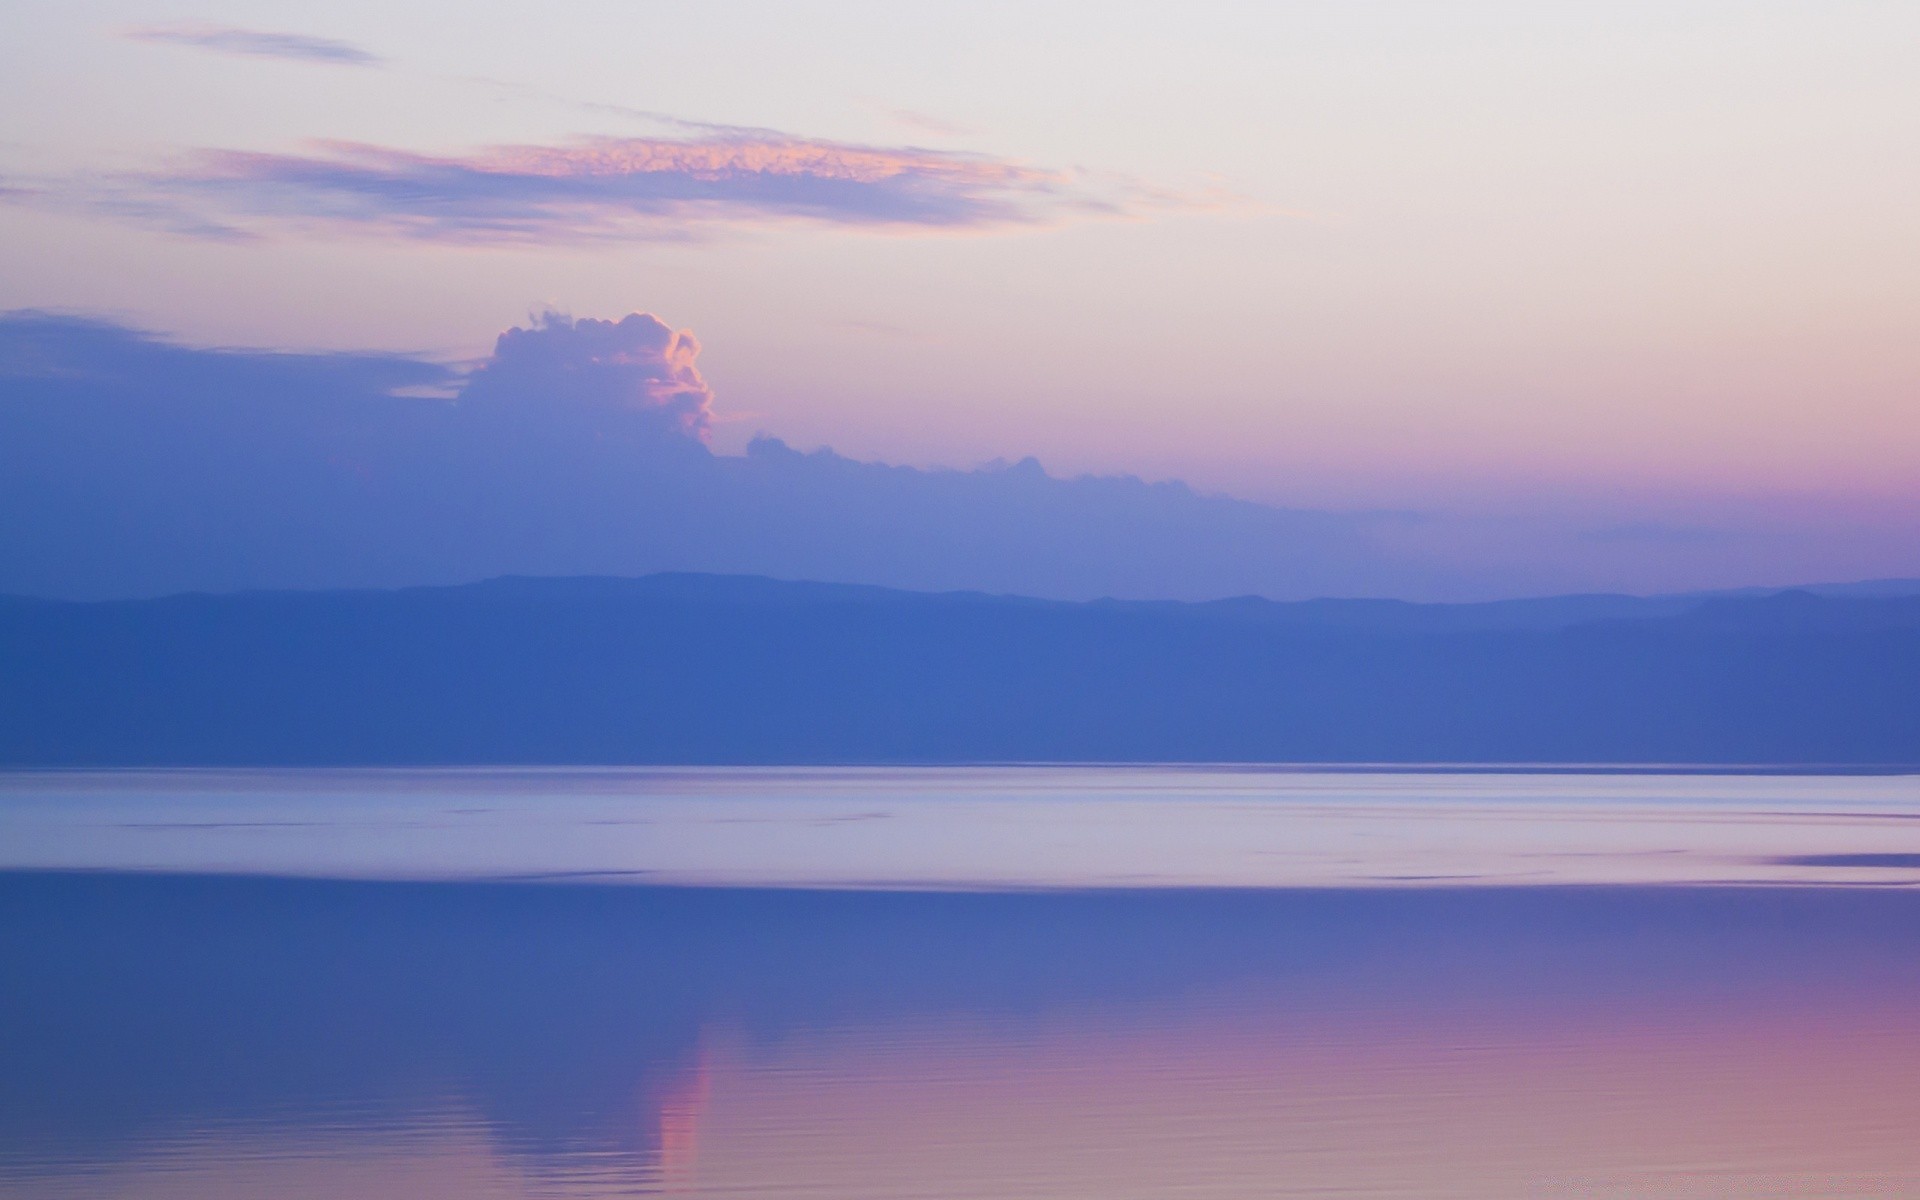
[655,1048,712,1193]
[43,132,1127,244]
[122,23,381,66]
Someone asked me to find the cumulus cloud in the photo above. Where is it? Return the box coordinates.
[462,312,715,440]
[122,23,382,66]
[33,132,1116,243]
[2,310,1911,605]
[0,309,1439,602]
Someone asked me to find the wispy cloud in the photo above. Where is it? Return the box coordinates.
[122,23,381,67]
[885,109,974,138]
[37,131,1138,243]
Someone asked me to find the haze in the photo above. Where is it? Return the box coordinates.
[3,2,1917,597]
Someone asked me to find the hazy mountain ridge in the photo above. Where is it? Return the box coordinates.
[3,573,1917,767]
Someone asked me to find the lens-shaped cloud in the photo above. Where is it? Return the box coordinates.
[123,23,381,67]
[60,133,1124,243]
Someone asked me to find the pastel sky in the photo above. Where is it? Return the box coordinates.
[3,1,1917,589]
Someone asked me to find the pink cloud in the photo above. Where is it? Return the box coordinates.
[64,132,1117,244]
[462,312,716,440]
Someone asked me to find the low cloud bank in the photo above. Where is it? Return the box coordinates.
[0,311,1435,601]
[0,310,1910,603]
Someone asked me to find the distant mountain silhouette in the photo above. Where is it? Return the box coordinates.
[2,574,1917,766]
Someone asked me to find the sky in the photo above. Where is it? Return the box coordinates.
[2,2,1917,598]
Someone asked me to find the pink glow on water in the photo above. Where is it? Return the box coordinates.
[13,978,1920,1198]
[6,770,1920,1198]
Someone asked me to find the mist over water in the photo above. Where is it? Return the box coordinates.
[5,768,1920,1197]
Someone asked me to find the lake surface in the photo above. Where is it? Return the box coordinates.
[5,765,1920,888]
[4,767,1920,1197]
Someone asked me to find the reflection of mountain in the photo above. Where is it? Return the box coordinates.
[0,875,699,1185]
[4,872,1920,1186]
[3,575,1918,765]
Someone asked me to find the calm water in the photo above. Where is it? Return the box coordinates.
[4,767,1920,1198]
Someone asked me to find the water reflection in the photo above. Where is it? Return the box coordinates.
[5,873,1920,1197]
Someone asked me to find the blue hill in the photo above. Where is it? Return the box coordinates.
[2,574,1916,766]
